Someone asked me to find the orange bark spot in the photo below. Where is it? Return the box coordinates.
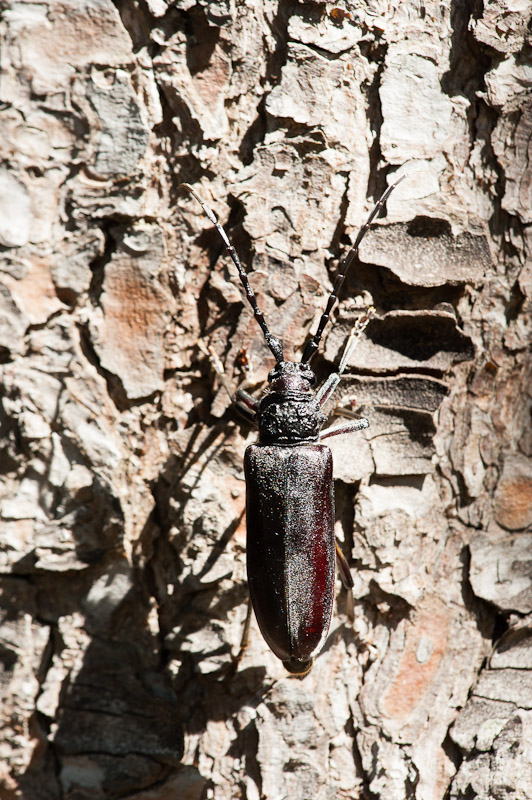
[495,477,532,530]
[381,597,450,720]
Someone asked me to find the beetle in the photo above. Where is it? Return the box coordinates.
[182,176,403,674]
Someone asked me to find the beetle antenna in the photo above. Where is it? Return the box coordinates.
[300,175,405,365]
[181,183,284,364]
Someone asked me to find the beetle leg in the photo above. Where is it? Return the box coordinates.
[316,371,341,409]
[235,387,259,414]
[316,307,376,407]
[198,341,259,420]
[335,542,355,621]
[224,597,253,682]
[198,340,235,401]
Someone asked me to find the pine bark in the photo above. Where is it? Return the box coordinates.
[1,1,531,799]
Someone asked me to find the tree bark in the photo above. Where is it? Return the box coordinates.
[1,1,531,799]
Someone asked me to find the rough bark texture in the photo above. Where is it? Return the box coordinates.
[1,1,531,799]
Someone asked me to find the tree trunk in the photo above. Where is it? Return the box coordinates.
[1,1,531,799]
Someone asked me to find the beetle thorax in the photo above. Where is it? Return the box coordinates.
[257,361,326,445]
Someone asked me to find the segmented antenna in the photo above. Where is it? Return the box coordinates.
[301,175,405,365]
[181,183,284,364]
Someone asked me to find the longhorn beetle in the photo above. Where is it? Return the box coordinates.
[182,176,403,674]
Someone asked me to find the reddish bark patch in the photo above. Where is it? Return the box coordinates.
[495,476,532,530]
[381,597,450,720]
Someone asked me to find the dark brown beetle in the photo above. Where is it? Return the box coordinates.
[183,177,403,673]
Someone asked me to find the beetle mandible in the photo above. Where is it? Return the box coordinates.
[182,177,403,674]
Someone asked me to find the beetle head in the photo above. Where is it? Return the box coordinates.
[267,361,316,393]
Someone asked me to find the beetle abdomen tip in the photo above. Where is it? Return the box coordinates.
[283,657,313,676]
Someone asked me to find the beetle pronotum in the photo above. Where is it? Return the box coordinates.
[182,176,403,674]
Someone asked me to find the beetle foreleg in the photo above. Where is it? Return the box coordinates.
[198,341,259,421]
[318,314,373,437]
[235,388,259,416]
[316,307,376,407]
[198,340,235,401]
[301,175,404,365]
